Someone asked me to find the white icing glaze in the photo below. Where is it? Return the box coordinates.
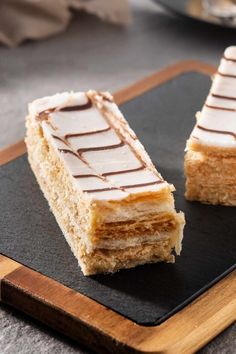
[198,106,236,131]
[84,189,128,200]
[50,108,109,135]
[83,145,141,173]
[108,169,159,185]
[210,75,236,98]
[68,129,120,151]
[61,153,94,175]
[31,91,167,201]
[29,92,88,116]
[119,182,168,194]
[191,127,232,146]
[74,176,116,191]
[219,60,236,76]
[224,46,236,59]
[207,94,236,109]
[189,46,236,149]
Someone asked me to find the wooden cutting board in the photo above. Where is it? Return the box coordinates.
[0,61,236,354]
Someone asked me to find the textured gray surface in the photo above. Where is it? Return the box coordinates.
[0,0,235,352]
[0,303,235,354]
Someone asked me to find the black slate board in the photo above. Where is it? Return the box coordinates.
[1,71,236,326]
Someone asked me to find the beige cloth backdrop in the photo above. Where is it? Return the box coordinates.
[0,0,131,47]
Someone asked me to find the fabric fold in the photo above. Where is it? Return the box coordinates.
[0,0,131,47]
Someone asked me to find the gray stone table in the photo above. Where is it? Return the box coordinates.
[0,0,235,352]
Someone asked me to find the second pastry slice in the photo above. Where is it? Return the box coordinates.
[185,46,236,205]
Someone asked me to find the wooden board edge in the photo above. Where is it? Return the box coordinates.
[0,256,143,354]
[0,255,22,302]
[0,255,22,281]
[0,140,26,166]
[1,255,235,354]
[141,269,236,353]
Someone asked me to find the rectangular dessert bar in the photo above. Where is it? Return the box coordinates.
[26,90,185,275]
[185,46,236,206]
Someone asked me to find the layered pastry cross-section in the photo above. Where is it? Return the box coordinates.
[185,46,236,205]
[26,90,185,275]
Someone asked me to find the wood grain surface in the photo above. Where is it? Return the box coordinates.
[0,61,235,354]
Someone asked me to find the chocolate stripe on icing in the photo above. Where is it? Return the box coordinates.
[102,166,145,177]
[84,187,119,193]
[217,71,236,79]
[197,125,236,139]
[73,173,104,180]
[72,166,146,181]
[52,135,66,143]
[121,180,164,189]
[83,180,163,194]
[211,93,236,101]
[65,126,111,140]
[97,92,113,103]
[77,141,124,154]
[38,98,92,118]
[224,55,236,63]
[60,100,92,111]
[58,149,78,157]
[205,103,236,112]
[96,103,148,170]
[37,109,56,122]
[56,138,100,167]
[73,166,146,179]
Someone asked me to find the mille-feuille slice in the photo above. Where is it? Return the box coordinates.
[26,90,185,275]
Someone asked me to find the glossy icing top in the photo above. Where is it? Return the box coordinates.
[189,46,236,148]
[29,90,168,201]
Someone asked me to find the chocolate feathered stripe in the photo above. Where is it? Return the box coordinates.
[60,99,92,111]
[197,125,236,140]
[205,103,236,112]
[217,71,236,79]
[77,141,125,154]
[65,127,111,140]
[38,98,92,117]
[58,149,78,157]
[73,166,145,179]
[224,55,236,63]
[73,174,104,180]
[84,180,163,194]
[121,180,164,189]
[211,93,236,101]
[84,187,119,193]
[102,166,145,176]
